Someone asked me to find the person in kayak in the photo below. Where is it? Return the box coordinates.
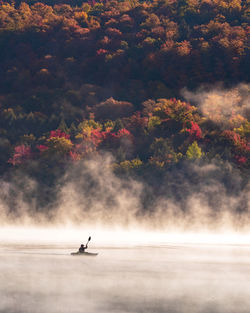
[79,244,87,253]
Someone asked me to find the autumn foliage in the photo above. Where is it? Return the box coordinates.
[0,0,249,178]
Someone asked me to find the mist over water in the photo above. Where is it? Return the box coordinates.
[1,225,250,313]
[1,239,250,313]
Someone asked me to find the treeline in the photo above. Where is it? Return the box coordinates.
[2,96,250,170]
[0,0,249,183]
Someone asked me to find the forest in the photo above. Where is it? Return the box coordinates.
[0,0,249,215]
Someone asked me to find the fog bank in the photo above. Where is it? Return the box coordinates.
[0,156,249,238]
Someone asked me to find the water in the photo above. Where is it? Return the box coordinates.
[1,242,250,313]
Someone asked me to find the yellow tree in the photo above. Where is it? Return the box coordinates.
[45,137,73,157]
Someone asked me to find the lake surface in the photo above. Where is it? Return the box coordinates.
[1,242,250,313]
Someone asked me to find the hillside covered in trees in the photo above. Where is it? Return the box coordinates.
[0,0,249,216]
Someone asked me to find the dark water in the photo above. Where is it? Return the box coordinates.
[0,243,250,313]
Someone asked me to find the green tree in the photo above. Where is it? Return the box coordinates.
[186,141,202,160]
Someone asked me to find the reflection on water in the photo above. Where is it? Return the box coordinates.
[1,243,250,313]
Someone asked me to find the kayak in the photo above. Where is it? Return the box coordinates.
[71,251,98,256]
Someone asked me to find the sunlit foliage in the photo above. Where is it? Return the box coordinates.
[186,141,203,160]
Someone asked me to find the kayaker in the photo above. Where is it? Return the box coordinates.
[79,244,86,253]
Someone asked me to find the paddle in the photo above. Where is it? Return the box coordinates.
[86,236,91,249]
